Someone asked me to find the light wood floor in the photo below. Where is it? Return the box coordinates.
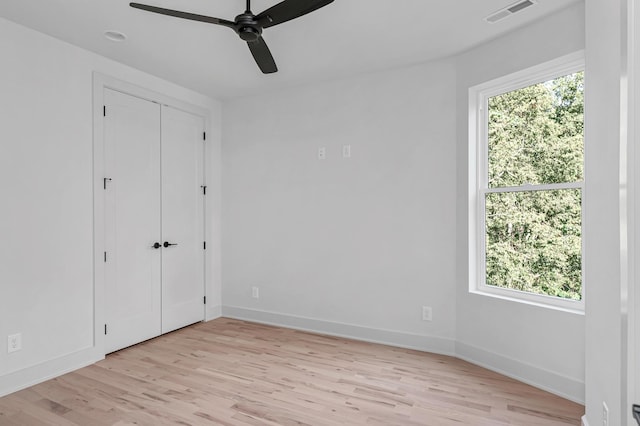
[0,318,584,425]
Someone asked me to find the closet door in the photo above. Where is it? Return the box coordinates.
[160,106,205,333]
[104,89,162,353]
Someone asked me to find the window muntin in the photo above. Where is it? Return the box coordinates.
[470,53,585,311]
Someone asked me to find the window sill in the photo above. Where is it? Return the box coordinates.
[469,287,585,315]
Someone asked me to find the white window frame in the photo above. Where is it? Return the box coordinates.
[468,51,585,313]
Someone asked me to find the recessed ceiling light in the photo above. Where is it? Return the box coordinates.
[104,30,127,42]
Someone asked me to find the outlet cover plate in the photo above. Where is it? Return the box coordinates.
[318,147,326,160]
[422,306,433,321]
[8,333,21,353]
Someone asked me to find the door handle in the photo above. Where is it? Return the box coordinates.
[163,241,178,248]
[633,404,640,425]
[152,242,162,249]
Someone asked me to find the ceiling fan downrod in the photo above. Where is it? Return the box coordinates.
[237,0,261,42]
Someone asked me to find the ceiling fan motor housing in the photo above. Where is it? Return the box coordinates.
[235,13,262,42]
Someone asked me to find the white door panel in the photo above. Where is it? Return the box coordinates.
[161,106,205,333]
[104,89,161,353]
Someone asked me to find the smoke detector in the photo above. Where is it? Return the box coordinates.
[485,0,537,24]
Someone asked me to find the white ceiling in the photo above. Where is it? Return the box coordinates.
[0,0,580,99]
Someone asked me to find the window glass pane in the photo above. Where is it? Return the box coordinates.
[488,72,584,188]
[485,189,582,300]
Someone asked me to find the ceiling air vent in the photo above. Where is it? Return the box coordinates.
[485,0,536,23]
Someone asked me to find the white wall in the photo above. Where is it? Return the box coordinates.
[222,61,458,353]
[222,3,587,404]
[455,3,586,403]
[0,17,222,396]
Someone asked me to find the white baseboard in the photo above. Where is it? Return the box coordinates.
[1,305,222,399]
[206,304,222,321]
[221,305,456,355]
[1,306,585,410]
[456,341,585,404]
[581,415,589,426]
[222,306,584,405]
[0,346,103,398]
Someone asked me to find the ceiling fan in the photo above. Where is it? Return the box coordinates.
[130,0,335,74]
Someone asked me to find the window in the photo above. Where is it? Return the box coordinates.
[469,52,584,311]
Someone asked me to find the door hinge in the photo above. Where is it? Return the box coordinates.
[203,241,207,250]
[103,105,106,117]
[204,296,207,305]
[103,177,112,190]
[201,185,207,195]
[104,324,107,335]
[203,131,206,141]
[104,252,107,262]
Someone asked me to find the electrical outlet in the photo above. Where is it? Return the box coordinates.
[422,306,432,321]
[252,286,260,299]
[602,401,609,426]
[342,145,351,158]
[8,333,21,353]
[318,147,326,160]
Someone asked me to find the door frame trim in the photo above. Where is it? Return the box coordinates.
[627,0,640,420]
[93,73,211,355]
[621,0,640,422]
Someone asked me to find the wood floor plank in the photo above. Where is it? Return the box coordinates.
[0,318,584,425]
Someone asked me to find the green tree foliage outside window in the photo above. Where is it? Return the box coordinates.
[485,72,584,300]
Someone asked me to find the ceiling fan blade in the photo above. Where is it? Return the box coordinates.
[256,0,335,28]
[130,3,235,28]
[247,37,278,74]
